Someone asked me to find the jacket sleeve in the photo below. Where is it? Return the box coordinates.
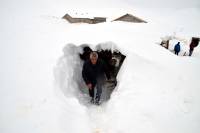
[82,62,90,84]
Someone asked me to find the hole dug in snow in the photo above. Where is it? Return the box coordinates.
[54,42,126,106]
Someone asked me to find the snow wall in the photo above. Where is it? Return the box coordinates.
[54,42,127,106]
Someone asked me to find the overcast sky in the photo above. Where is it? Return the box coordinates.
[55,0,200,9]
[0,0,200,14]
[123,0,200,8]
[1,0,200,9]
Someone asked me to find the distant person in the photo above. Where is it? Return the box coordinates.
[82,52,110,105]
[189,37,199,56]
[174,42,181,55]
[189,41,198,56]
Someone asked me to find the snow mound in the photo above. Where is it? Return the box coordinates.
[54,42,126,106]
[54,40,200,133]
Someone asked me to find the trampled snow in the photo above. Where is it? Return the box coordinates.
[0,0,200,133]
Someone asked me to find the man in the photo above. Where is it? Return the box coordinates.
[82,52,110,105]
[174,42,181,55]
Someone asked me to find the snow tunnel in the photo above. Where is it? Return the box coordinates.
[54,42,126,105]
[79,44,126,100]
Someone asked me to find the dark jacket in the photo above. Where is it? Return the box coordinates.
[82,59,110,85]
[174,42,181,52]
[190,42,198,51]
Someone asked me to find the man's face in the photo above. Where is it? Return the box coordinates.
[90,57,97,65]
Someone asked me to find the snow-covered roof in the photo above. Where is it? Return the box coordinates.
[112,13,147,23]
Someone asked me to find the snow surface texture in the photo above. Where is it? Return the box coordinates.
[0,0,200,133]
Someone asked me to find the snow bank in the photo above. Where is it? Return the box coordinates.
[54,42,126,104]
[1,0,200,133]
[105,52,200,133]
[54,40,200,133]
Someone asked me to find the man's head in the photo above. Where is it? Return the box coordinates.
[90,52,98,65]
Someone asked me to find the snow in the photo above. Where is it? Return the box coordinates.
[0,0,200,133]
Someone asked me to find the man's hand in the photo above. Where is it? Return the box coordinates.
[87,83,92,90]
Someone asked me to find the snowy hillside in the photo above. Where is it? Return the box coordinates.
[0,0,200,133]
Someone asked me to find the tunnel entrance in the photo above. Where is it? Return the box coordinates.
[79,44,126,101]
[54,42,126,106]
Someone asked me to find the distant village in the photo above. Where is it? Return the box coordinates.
[62,13,199,56]
[62,13,147,24]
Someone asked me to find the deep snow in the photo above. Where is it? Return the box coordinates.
[0,0,200,133]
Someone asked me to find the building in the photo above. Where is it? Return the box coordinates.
[62,14,106,24]
[113,13,147,23]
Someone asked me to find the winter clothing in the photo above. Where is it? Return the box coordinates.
[95,78,103,102]
[174,42,181,55]
[82,59,110,101]
[189,49,193,56]
[189,42,197,56]
[90,98,95,104]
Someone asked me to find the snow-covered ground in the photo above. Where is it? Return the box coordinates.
[0,0,200,133]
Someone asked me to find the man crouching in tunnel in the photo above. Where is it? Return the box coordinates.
[82,51,110,105]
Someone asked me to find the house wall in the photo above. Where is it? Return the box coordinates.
[93,17,106,24]
[73,18,93,24]
[63,14,106,24]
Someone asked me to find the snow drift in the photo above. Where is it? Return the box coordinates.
[1,0,200,133]
[54,42,126,106]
